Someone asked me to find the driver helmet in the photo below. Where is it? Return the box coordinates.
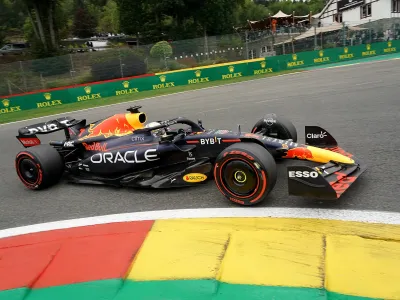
[145,121,166,137]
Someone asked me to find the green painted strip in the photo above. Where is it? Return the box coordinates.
[301,52,400,71]
[0,288,29,300]
[0,279,382,300]
[26,279,122,300]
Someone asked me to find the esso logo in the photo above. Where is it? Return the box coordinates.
[288,171,318,178]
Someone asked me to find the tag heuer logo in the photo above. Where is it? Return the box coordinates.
[366,44,371,50]
[43,93,51,100]
[344,47,348,53]
[159,75,166,82]
[228,66,234,73]
[2,99,10,107]
[123,81,129,88]
[84,86,91,94]
[260,61,266,68]
[319,50,324,57]
[292,54,297,61]
[195,70,201,77]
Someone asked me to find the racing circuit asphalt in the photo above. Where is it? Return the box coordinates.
[1,59,400,229]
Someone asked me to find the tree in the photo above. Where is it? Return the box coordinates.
[98,0,120,33]
[235,0,270,25]
[186,0,246,36]
[116,0,145,35]
[150,41,173,58]
[72,2,97,38]
[264,0,325,16]
[21,0,61,56]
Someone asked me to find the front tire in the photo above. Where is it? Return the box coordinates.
[252,113,297,142]
[214,143,277,206]
[15,145,64,190]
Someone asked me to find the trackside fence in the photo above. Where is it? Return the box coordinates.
[1,17,399,98]
[0,21,399,117]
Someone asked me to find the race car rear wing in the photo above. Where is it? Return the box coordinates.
[16,117,85,148]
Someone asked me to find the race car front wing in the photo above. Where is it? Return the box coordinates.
[287,158,366,200]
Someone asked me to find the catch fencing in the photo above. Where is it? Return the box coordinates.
[1,39,399,119]
[0,17,399,97]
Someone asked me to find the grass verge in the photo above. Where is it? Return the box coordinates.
[1,69,300,124]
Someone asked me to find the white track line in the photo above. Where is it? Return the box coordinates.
[1,54,399,127]
[0,208,399,239]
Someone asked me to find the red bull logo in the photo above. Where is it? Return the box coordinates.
[83,142,107,151]
[79,114,136,140]
[284,147,313,160]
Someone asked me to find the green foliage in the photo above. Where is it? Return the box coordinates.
[3,0,327,64]
[72,4,97,38]
[0,26,7,45]
[150,41,173,59]
[265,0,324,16]
[218,36,243,50]
[116,0,145,36]
[90,48,147,81]
[235,0,270,24]
[98,0,120,33]
[31,54,71,76]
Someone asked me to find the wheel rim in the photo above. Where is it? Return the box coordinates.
[18,158,39,184]
[222,160,258,196]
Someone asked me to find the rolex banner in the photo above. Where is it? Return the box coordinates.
[1,40,399,118]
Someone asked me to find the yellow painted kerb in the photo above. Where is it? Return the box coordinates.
[126,217,400,299]
[155,58,265,75]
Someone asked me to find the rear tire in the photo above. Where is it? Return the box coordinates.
[214,143,277,206]
[15,145,64,190]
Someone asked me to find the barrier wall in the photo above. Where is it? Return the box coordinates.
[1,40,399,117]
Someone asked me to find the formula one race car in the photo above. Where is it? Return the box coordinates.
[14,105,366,206]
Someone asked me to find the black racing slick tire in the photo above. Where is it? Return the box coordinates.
[15,144,64,190]
[214,143,277,206]
[252,114,297,142]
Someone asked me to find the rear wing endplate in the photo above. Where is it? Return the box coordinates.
[16,117,85,148]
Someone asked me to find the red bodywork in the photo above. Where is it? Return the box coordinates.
[283,147,314,160]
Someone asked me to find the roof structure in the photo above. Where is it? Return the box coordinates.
[271,10,292,18]
[275,22,367,44]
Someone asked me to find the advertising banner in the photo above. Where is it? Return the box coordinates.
[1,40,399,118]
[311,48,339,65]
[109,76,158,95]
[67,83,112,105]
[277,52,314,70]
[336,45,358,61]
[0,88,72,117]
[247,58,279,75]
[381,40,399,55]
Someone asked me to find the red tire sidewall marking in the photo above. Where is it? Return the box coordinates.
[218,157,260,199]
[249,170,267,203]
[215,150,269,203]
[15,152,43,189]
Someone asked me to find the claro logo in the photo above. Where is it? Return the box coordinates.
[289,171,318,178]
[307,131,327,139]
[183,173,207,183]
